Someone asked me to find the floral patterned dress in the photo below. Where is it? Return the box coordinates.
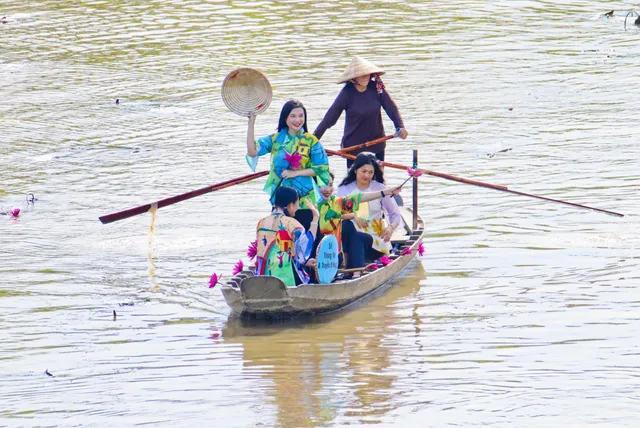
[247,128,330,208]
[255,213,314,287]
[336,181,405,255]
[318,194,362,255]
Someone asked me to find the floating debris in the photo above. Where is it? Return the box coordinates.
[487,148,513,158]
[115,99,119,105]
[1,16,8,24]
[604,10,615,18]
[113,310,117,321]
[26,193,37,204]
[44,369,54,377]
[118,302,134,307]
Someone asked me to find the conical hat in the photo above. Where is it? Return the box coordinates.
[337,56,385,83]
[221,68,272,117]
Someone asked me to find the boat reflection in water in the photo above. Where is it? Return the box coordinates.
[221,263,426,427]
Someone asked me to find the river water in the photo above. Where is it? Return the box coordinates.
[1,1,639,427]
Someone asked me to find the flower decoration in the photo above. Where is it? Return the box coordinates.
[247,240,258,260]
[284,151,302,170]
[209,273,221,289]
[232,260,244,276]
[407,167,423,178]
[400,247,412,256]
[379,255,392,266]
[9,208,20,217]
[364,263,379,271]
[344,198,354,211]
[418,242,425,257]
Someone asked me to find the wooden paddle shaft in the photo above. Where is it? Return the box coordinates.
[99,170,269,224]
[338,135,395,154]
[325,149,624,217]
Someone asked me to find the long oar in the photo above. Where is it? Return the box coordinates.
[337,134,395,153]
[325,149,624,217]
[99,171,269,224]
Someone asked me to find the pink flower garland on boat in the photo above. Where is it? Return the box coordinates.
[209,273,221,289]
[247,240,257,260]
[232,260,244,276]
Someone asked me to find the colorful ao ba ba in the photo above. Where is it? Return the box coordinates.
[246,99,330,231]
[220,99,406,289]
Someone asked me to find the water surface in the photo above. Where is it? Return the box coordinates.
[1,1,639,426]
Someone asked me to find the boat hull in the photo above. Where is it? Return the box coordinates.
[221,212,424,317]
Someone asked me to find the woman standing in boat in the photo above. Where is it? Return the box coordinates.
[313,56,409,167]
[337,153,404,265]
[247,99,330,230]
[255,186,319,287]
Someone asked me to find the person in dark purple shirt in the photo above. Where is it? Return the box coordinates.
[313,56,409,167]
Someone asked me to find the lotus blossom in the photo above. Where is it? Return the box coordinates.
[209,273,221,289]
[9,208,20,217]
[284,151,302,170]
[232,260,244,275]
[400,247,412,256]
[247,240,258,260]
[379,255,392,266]
[407,167,423,178]
[364,263,379,271]
[418,242,425,257]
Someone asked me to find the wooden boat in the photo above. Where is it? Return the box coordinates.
[221,149,425,318]
[221,207,424,318]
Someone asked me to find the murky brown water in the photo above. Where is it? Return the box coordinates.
[2,1,639,426]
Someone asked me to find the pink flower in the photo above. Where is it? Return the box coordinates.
[418,242,425,257]
[247,240,258,260]
[364,263,379,271]
[232,260,244,276]
[407,167,423,178]
[400,247,412,256]
[9,208,20,217]
[209,273,221,289]
[284,151,302,170]
[379,255,392,266]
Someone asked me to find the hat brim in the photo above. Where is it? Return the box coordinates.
[337,69,385,84]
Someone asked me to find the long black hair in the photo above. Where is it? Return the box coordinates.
[277,100,308,133]
[339,152,385,187]
[273,186,299,216]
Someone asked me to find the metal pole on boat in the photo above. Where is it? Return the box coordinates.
[413,149,418,230]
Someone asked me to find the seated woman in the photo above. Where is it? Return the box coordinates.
[255,186,319,287]
[336,153,405,267]
[246,99,330,230]
[318,171,401,269]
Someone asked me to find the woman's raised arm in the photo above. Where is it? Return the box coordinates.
[246,113,258,157]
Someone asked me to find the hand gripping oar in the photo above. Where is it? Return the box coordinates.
[325,149,624,218]
[99,171,269,224]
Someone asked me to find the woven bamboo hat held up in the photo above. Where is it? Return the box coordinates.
[221,68,272,117]
[336,56,385,84]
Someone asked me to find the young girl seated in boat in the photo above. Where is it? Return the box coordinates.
[254,186,319,287]
[337,153,405,266]
[246,100,330,230]
[318,171,402,269]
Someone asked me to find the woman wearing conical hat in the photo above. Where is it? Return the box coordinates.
[314,56,408,167]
